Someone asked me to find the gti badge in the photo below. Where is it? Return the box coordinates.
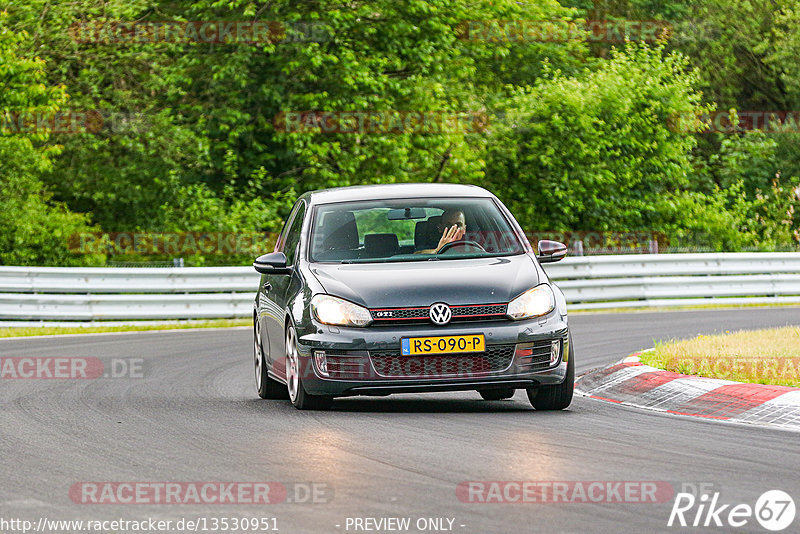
[429,303,452,325]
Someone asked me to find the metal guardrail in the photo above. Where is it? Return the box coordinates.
[0,266,255,321]
[543,253,800,309]
[1,253,799,321]
[0,266,255,294]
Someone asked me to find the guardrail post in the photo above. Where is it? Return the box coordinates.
[173,258,184,267]
[648,239,659,254]
[571,240,584,257]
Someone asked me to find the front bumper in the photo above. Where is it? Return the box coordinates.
[294,313,570,397]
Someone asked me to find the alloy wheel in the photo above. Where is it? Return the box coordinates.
[254,320,263,391]
[285,326,300,402]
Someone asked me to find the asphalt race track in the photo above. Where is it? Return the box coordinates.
[2,308,800,533]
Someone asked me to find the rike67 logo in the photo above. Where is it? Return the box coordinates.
[669,489,795,531]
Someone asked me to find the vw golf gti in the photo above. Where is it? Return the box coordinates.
[252,183,573,410]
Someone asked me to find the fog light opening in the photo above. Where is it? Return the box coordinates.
[550,340,561,365]
[314,350,329,377]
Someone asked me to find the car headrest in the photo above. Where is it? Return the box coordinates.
[415,215,442,249]
[363,233,399,257]
[321,211,358,251]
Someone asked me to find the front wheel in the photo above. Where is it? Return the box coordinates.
[285,325,333,410]
[526,335,574,410]
[255,319,287,399]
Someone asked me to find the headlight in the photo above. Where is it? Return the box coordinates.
[506,284,555,320]
[311,294,372,327]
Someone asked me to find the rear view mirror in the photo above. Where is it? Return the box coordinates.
[537,240,567,263]
[253,252,292,275]
[387,207,427,220]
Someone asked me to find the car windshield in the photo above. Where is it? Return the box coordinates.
[309,197,525,263]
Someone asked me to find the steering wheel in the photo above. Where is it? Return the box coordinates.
[436,240,486,254]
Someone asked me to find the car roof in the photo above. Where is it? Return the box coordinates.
[299,183,494,205]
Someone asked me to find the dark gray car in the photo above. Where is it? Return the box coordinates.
[253,183,572,410]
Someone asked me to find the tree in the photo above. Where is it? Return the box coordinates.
[0,12,102,266]
[482,45,711,235]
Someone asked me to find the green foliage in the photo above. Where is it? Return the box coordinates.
[656,187,758,251]
[708,131,799,249]
[578,0,794,110]
[0,12,102,266]
[674,0,791,110]
[483,45,711,233]
[1,1,799,265]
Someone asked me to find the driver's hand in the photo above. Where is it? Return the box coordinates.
[435,225,466,252]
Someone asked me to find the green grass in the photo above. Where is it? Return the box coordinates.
[640,326,800,387]
[0,319,250,338]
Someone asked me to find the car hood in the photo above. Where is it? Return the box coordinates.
[310,254,540,308]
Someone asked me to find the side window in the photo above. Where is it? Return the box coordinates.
[281,202,306,266]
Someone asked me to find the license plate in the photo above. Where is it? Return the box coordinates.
[401,334,485,356]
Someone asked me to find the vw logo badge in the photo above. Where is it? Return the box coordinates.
[429,303,452,325]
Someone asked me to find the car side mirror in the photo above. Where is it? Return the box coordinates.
[537,240,567,263]
[253,252,292,275]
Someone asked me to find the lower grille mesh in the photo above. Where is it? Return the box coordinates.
[369,344,515,378]
[318,339,563,380]
[324,351,371,379]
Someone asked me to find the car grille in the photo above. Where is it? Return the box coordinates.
[318,340,562,380]
[369,303,508,325]
[369,344,516,378]
[516,338,565,372]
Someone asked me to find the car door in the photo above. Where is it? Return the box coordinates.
[264,200,306,378]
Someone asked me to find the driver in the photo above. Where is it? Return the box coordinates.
[416,208,466,254]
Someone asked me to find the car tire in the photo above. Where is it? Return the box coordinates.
[526,335,574,411]
[285,324,333,411]
[478,388,515,400]
[255,319,287,399]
